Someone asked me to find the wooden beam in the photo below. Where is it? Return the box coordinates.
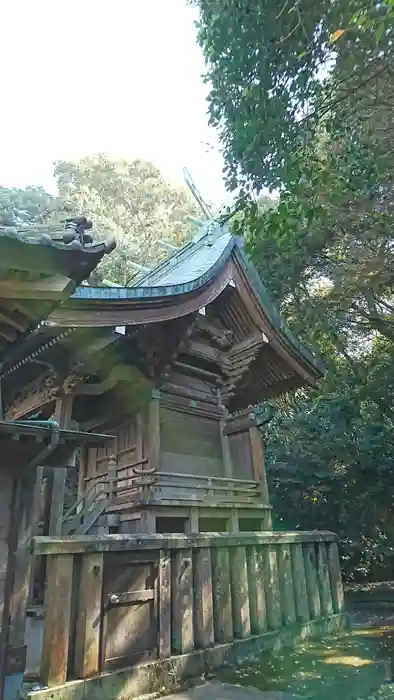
[0,324,17,343]
[40,554,74,686]
[0,307,27,332]
[74,553,103,678]
[30,530,339,556]
[48,396,73,536]
[0,275,75,300]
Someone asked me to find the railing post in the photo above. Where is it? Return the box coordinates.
[327,540,345,613]
[278,544,296,625]
[74,553,103,678]
[193,548,214,648]
[291,543,310,622]
[172,549,194,654]
[230,546,251,638]
[303,543,321,620]
[40,554,74,686]
[247,545,267,634]
[263,544,281,629]
[212,546,233,643]
[159,551,171,658]
[107,455,117,505]
[317,542,333,616]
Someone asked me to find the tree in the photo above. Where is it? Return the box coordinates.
[194,0,394,579]
[54,154,200,284]
[0,186,61,227]
[193,0,394,191]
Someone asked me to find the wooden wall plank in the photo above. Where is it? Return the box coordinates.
[230,546,251,639]
[303,544,321,620]
[262,545,281,630]
[327,541,345,613]
[40,554,74,686]
[211,546,233,643]
[193,548,214,649]
[74,553,103,679]
[291,543,310,623]
[171,549,194,654]
[159,551,171,658]
[277,544,296,625]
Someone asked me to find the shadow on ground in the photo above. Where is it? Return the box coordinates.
[217,620,394,699]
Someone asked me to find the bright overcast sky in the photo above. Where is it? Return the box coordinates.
[0,0,227,206]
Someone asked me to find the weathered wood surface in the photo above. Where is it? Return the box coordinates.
[33,531,346,686]
[327,540,345,613]
[40,554,74,686]
[212,546,233,643]
[291,543,310,623]
[193,547,214,648]
[172,549,194,654]
[74,553,103,678]
[277,544,296,625]
[230,546,251,638]
[263,545,281,630]
[317,542,333,616]
[30,530,338,555]
[247,545,267,634]
[304,544,321,620]
[159,551,171,658]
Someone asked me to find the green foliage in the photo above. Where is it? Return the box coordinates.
[54,154,199,284]
[195,0,394,579]
[0,156,200,286]
[0,186,61,227]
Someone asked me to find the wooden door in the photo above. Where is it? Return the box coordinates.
[101,551,159,670]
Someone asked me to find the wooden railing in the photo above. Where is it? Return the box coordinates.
[63,462,263,532]
[30,531,347,691]
[152,471,261,505]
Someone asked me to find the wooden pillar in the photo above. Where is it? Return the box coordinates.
[291,543,310,623]
[211,546,233,643]
[193,548,214,648]
[74,553,103,679]
[327,540,345,613]
[249,425,271,526]
[220,418,233,479]
[185,507,199,534]
[303,543,321,620]
[230,546,251,638]
[247,545,267,634]
[317,542,333,616]
[148,390,160,473]
[159,551,171,658]
[230,510,239,533]
[262,544,281,629]
[277,544,296,625]
[40,554,74,686]
[1,470,35,700]
[49,395,73,536]
[172,550,194,654]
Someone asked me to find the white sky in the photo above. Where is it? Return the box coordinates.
[0,0,227,206]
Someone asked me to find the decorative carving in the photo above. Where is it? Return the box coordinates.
[5,371,59,419]
[196,317,234,350]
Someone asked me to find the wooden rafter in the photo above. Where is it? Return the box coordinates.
[0,275,75,300]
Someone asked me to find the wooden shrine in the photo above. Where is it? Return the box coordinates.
[2,221,324,543]
[0,217,350,699]
[0,217,114,700]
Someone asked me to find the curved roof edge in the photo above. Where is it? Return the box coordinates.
[70,226,324,379]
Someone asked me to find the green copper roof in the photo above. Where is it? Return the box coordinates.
[70,221,324,377]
